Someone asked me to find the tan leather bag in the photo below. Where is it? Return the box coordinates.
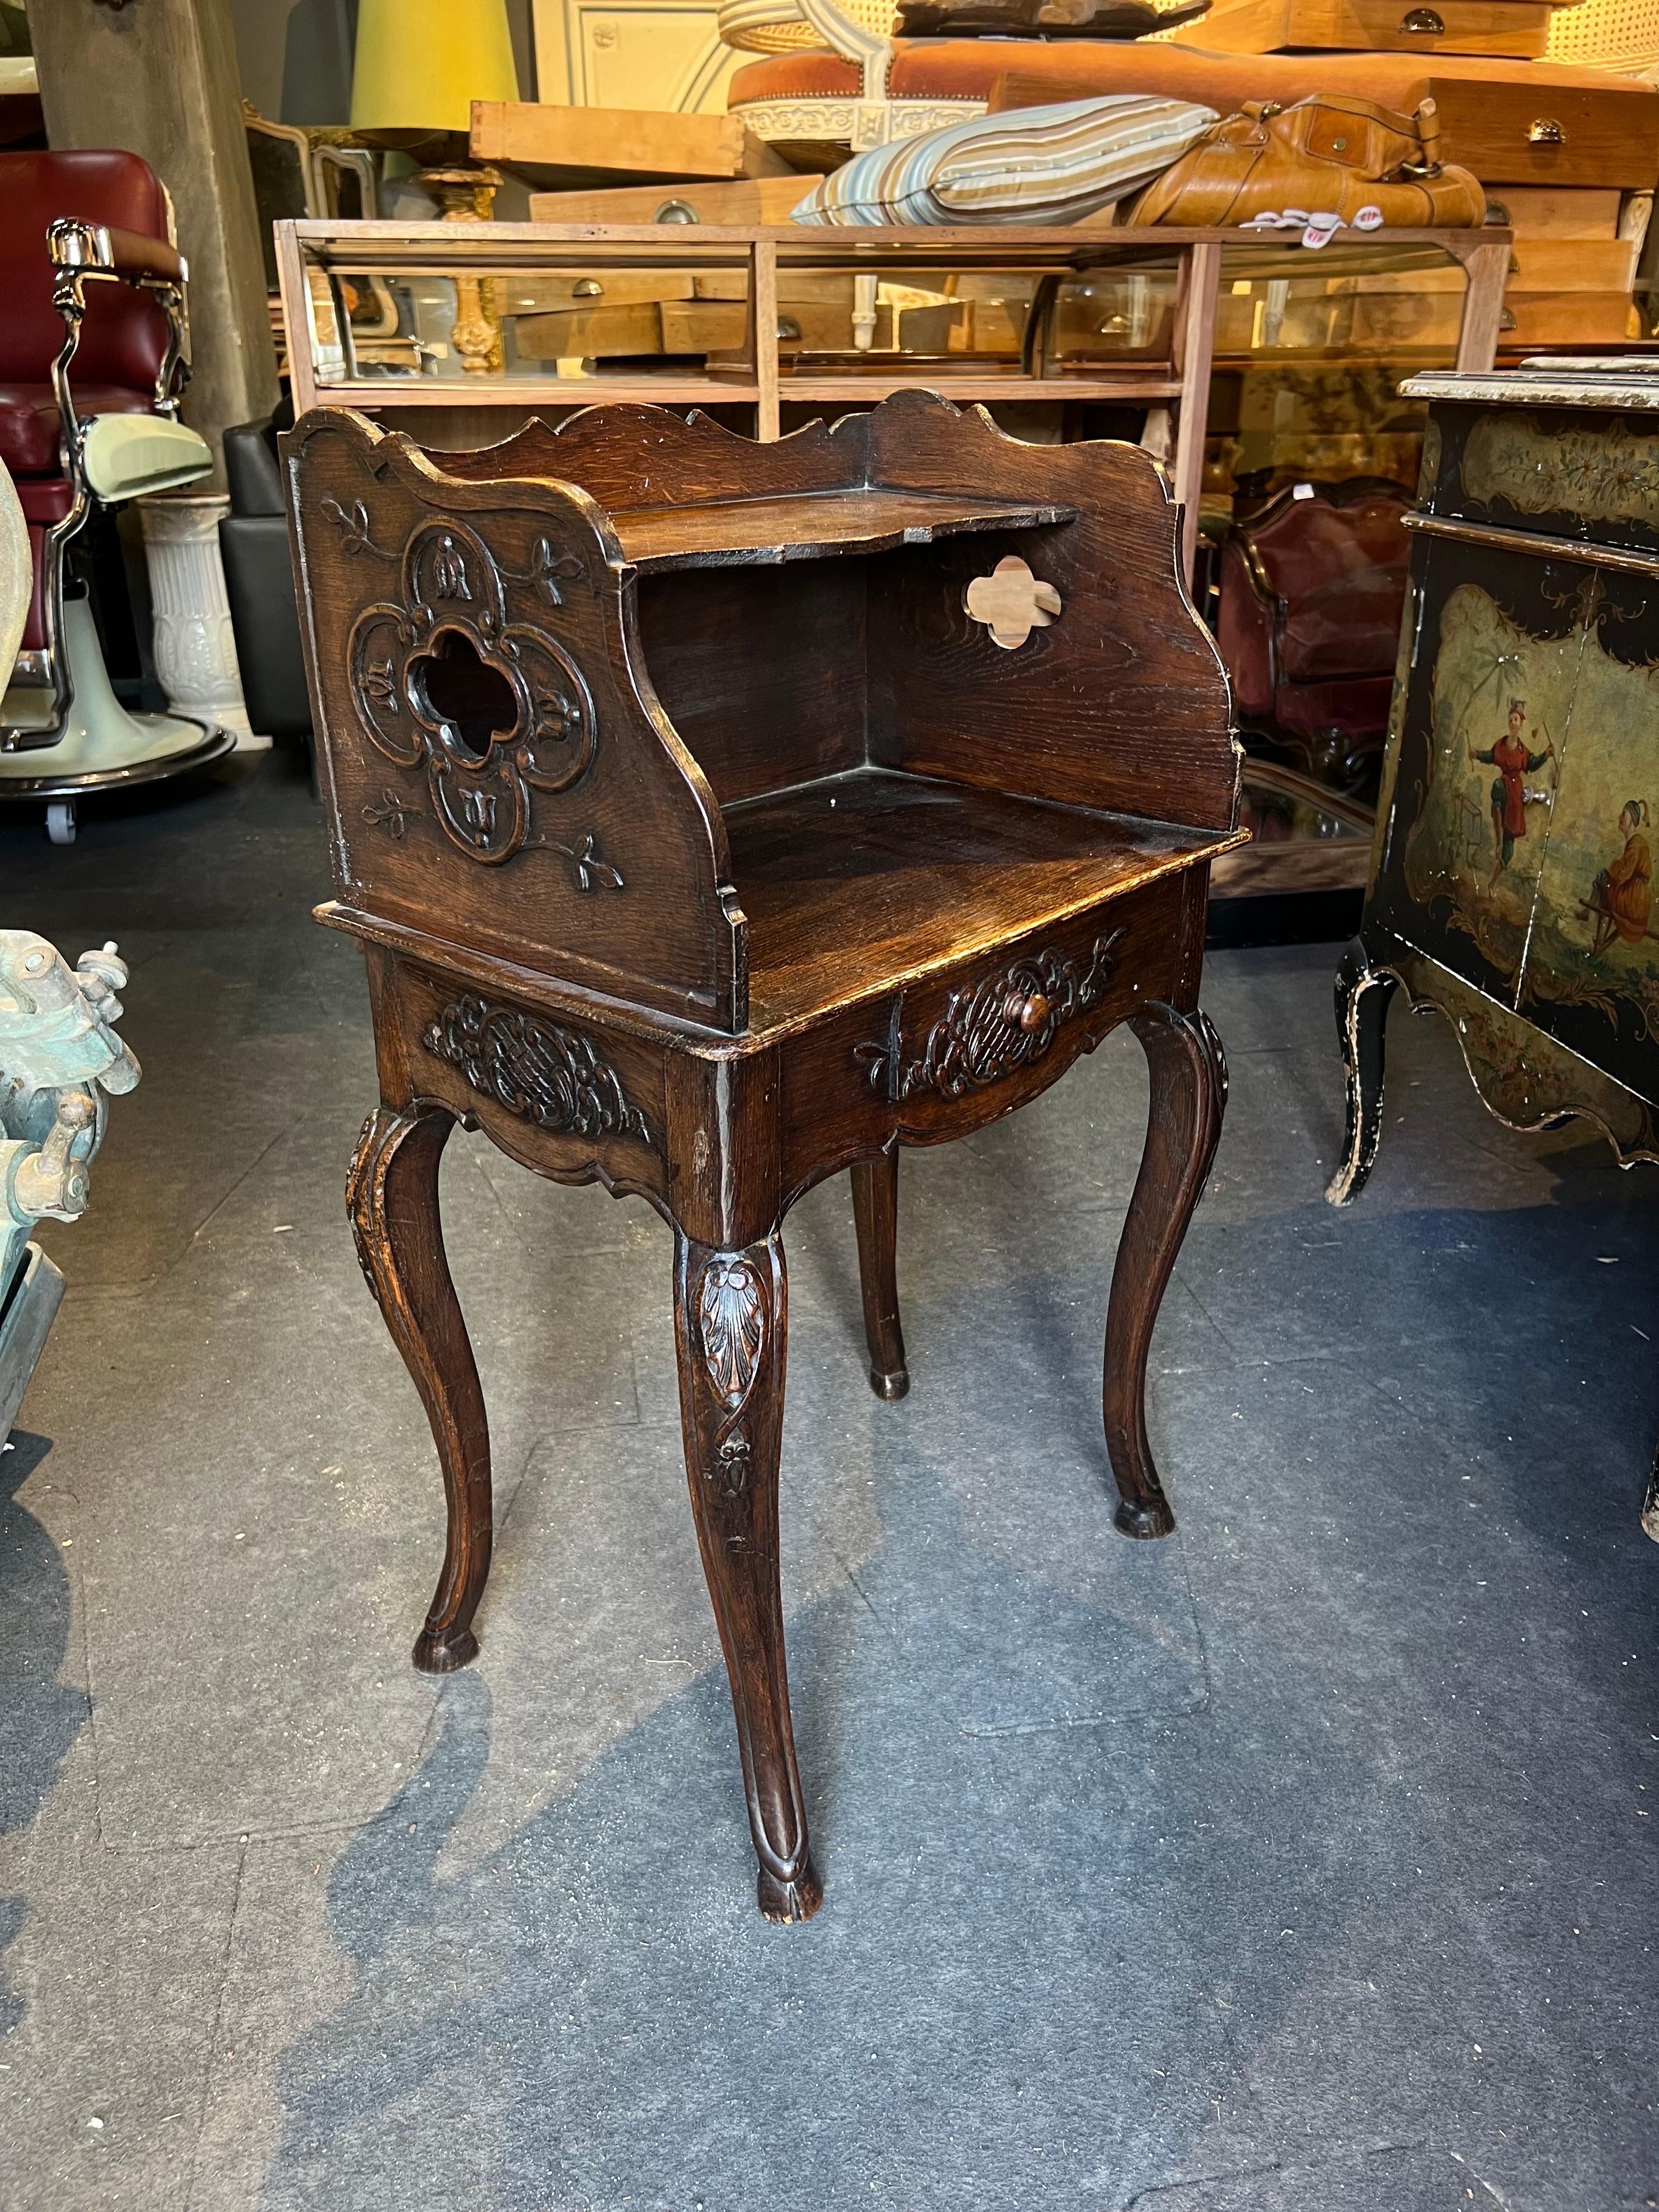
[1128,94,1486,229]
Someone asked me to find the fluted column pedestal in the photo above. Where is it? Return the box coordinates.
[138,495,263,749]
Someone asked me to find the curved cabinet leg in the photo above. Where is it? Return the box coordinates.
[347,1105,492,1675]
[1325,938,1400,1208]
[1104,1003,1227,1541]
[851,1154,909,1401]
[674,1230,820,1925]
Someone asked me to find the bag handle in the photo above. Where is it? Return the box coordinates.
[1400,95,1444,179]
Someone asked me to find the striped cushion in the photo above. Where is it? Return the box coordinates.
[789,96,1216,228]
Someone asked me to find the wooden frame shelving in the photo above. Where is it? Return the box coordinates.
[276,217,1512,582]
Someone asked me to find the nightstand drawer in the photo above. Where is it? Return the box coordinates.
[776,869,1200,1194]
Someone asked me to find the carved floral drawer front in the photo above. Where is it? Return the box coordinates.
[404,967,669,1186]
[854,927,1125,1105]
[777,875,1192,1183]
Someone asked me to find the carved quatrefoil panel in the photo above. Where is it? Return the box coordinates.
[347,517,597,865]
[964,555,1063,651]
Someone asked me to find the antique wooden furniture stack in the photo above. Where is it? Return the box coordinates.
[1329,357,1659,1207]
[989,57,1659,355]
[284,388,1243,1918]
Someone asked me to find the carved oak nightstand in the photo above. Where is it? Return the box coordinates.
[286,390,1243,1921]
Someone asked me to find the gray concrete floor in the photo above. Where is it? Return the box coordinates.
[3,751,1658,2212]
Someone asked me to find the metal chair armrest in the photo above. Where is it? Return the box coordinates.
[46,216,192,423]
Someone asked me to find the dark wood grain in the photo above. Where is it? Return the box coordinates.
[727,766,1238,1035]
[295,390,1240,1918]
[1103,998,1227,1539]
[283,407,744,1028]
[612,489,1075,571]
[865,394,1240,832]
[851,1155,908,1400]
[637,564,867,806]
[346,1104,493,1672]
[421,398,870,506]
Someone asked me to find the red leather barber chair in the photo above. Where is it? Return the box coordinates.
[0,150,233,841]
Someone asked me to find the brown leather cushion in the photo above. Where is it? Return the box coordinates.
[0,150,175,397]
[729,42,1658,112]
[0,381,159,478]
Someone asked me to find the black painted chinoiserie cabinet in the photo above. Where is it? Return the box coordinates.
[1327,362,1659,1534]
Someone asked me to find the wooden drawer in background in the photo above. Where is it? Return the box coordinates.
[1483,185,1623,235]
[1185,0,1553,54]
[1427,77,1659,185]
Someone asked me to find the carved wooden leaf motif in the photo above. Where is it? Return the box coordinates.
[422,994,657,1149]
[964,556,1062,651]
[699,1259,765,1407]
[697,1255,768,1493]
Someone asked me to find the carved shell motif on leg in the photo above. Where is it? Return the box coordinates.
[696,1256,767,1495]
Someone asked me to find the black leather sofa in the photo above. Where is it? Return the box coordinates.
[219,411,312,750]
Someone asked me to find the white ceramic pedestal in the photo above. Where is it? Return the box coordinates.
[138,493,265,749]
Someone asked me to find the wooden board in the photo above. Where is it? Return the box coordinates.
[528,177,812,227]
[469,100,786,186]
[1171,0,1553,54]
[1510,236,1640,291]
[1502,290,1640,343]
[512,301,670,359]
[611,489,1077,571]
[1484,185,1622,236]
[1349,238,1639,291]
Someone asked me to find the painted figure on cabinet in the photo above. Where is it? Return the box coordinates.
[1467,698,1554,885]
[1585,799,1654,957]
[1400,583,1572,984]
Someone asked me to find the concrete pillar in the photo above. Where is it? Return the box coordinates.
[26,0,280,491]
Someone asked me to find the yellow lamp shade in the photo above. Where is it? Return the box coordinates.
[351,0,520,133]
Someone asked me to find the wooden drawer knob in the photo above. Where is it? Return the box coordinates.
[1528,117,1566,145]
[1005,988,1051,1033]
[1400,8,1444,30]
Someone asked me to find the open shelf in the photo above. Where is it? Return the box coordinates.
[610,489,1076,572]
[727,768,1242,1035]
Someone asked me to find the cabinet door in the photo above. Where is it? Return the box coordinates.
[1368,532,1593,1008]
[533,0,742,113]
[1515,566,1659,1107]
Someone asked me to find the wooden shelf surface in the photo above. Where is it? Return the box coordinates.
[726,767,1242,1035]
[780,374,1184,404]
[613,489,1075,571]
[310,377,761,410]
[290,219,1509,273]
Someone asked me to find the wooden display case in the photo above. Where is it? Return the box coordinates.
[275,217,1511,583]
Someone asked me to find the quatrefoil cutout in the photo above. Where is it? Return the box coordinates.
[346,516,597,865]
[964,555,1063,651]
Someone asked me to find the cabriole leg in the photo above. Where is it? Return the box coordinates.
[1104,1002,1227,1540]
[851,1154,909,1401]
[673,1229,820,1924]
[347,1105,492,1674]
[1325,938,1399,1207]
